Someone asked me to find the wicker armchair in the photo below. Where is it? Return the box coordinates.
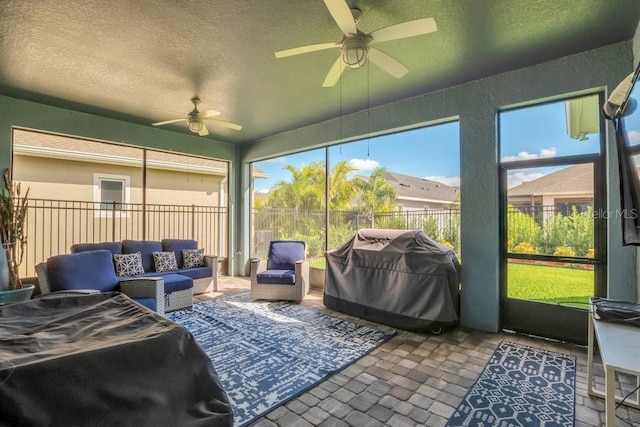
[250,240,309,302]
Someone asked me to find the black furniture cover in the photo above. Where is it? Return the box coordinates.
[0,292,233,427]
[324,229,462,332]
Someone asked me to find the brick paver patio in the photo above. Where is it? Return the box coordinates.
[197,277,640,427]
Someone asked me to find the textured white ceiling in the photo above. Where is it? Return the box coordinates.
[1,0,639,144]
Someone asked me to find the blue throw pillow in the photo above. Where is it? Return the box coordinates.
[182,248,205,268]
[153,251,178,273]
[113,252,145,277]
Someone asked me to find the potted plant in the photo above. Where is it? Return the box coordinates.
[0,168,34,303]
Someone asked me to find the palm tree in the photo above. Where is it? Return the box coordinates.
[353,167,396,227]
[328,161,358,211]
[267,162,325,209]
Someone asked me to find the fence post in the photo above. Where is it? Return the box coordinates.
[111,201,116,242]
[191,204,195,239]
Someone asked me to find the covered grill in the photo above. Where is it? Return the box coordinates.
[324,229,461,332]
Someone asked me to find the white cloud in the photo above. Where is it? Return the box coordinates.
[264,156,287,164]
[423,176,460,187]
[348,158,379,171]
[255,188,270,194]
[627,130,640,144]
[501,147,556,162]
[507,171,545,188]
[539,147,557,158]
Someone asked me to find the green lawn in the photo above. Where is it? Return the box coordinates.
[310,258,593,307]
[508,262,593,306]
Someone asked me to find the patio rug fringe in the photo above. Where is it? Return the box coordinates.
[167,292,395,427]
[446,340,576,427]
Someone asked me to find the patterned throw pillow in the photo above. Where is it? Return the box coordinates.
[182,248,205,268]
[113,252,145,277]
[153,251,178,273]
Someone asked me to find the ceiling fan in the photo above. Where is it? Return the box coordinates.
[152,97,242,136]
[275,0,437,87]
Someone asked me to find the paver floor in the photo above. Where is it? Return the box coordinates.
[196,277,640,427]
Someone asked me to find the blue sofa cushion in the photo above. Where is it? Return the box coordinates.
[267,241,305,270]
[161,239,197,269]
[133,297,157,312]
[122,240,162,273]
[71,241,123,255]
[47,250,119,292]
[179,266,213,280]
[256,270,296,285]
[129,272,193,293]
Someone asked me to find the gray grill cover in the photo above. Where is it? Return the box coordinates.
[324,229,461,331]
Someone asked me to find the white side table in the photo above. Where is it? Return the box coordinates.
[587,310,640,426]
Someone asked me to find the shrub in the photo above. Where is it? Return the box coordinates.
[513,242,537,254]
[507,206,540,252]
[553,246,576,257]
[438,239,454,249]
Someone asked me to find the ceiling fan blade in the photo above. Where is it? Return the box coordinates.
[198,125,209,136]
[152,118,186,126]
[207,118,242,131]
[201,109,221,118]
[369,17,437,44]
[368,48,408,78]
[275,42,339,58]
[323,56,347,87]
[324,0,357,36]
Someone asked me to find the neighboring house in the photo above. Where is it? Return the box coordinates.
[508,163,593,214]
[385,171,459,211]
[12,129,230,208]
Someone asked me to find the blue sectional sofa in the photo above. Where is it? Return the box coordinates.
[36,239,218,314]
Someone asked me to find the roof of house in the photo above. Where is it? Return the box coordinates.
[508,163,592,196]
[385,171,458,205]
[12,128,267,178]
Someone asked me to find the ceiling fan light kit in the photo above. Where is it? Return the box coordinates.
[274,0,438,87]
[342,35,370,69]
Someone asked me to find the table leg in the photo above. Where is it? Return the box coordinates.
[605,367,616,427]
[587,313,595,396]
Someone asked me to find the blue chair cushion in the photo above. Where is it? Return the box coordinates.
[267,241,305,270]
[178,266,213,280]
[122,240,162,273]
[133,297,157,312]
[256,269,296,285]
[161,239,197,269]
[71,241,123,255]
[47,250,119,292]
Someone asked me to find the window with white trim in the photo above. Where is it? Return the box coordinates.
[94,173,130,215]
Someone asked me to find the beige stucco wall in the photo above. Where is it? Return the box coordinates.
[14,155,224,206]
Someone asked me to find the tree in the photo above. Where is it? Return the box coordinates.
[353,167,396,227]
[267,162,325,209]
[328,161,358,210]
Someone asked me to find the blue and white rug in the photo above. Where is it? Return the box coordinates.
[447,340,575,427]
[167,292,395,426]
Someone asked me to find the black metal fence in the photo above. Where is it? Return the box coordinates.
[252,207,461,258]
[20,199,227,278]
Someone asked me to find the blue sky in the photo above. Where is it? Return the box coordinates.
[254,94,625,192]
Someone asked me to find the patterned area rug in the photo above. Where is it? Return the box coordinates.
[447,340,575,427]
[167,292,395,427]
